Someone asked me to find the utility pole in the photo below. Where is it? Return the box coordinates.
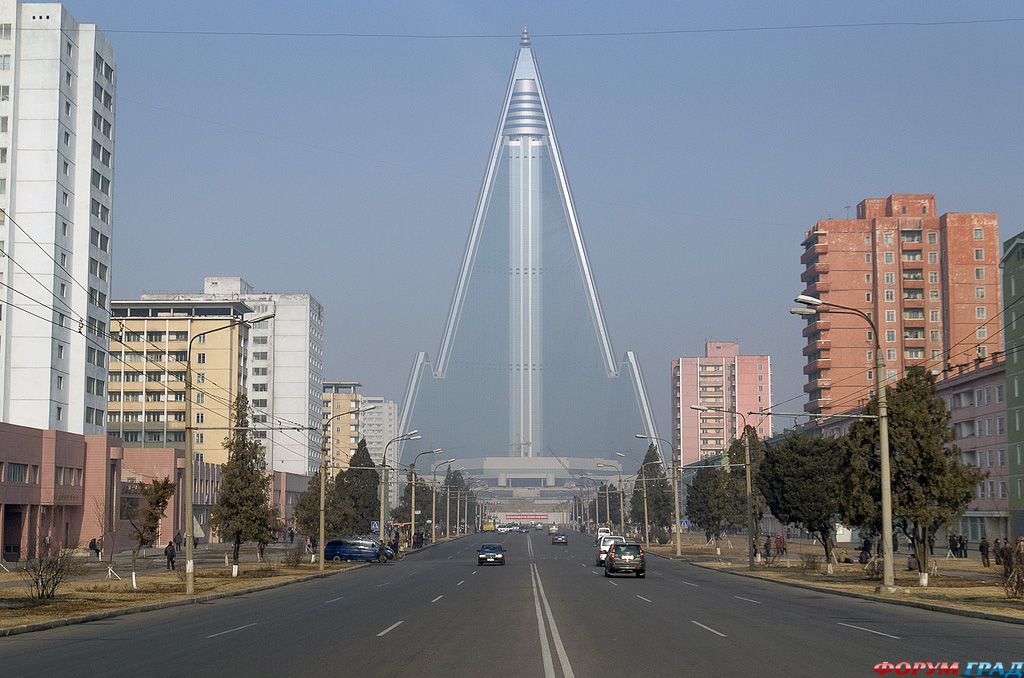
[318,432,327,572]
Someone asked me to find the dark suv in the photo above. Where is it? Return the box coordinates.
[604,542,645,578]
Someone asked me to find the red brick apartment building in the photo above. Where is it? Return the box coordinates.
[799,194,1000,415]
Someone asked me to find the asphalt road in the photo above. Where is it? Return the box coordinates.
[0,531,1021,677]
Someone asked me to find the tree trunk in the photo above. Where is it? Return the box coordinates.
[915,525,929,587]
[820,530,834,575]
[130,548,139,590]
[232,535,241,577]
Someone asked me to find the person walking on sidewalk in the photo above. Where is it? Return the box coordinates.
[994,539,1003,566]
[164,541,176,570]
[174,530,183,554]
[979,537,991,567]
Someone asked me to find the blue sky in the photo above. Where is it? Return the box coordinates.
[81,1,1024,434]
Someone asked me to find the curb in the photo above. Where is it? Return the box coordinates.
[0,562,369,638]
[689,561,1024,627]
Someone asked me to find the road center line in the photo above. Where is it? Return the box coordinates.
[377,582,390,587]
[377,620,404,637]
[837,622,900,639]
[530,563,557,678]
[457,580,464,586]
[636,595,653,603]
[679,580,699,587]
[607,581,618,586]
[533,564,576,678]
[691,620,727,637]
[323,596,344,604]
[207,622,257,639]
[734,595,761,604]
[431,595,444,603]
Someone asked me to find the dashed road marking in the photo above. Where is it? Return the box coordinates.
[691,620,726,637]
[837,622,900,639]
[431,595,444,603]
[377,621,404,637]
[457,580,464,586]
[207,622,257,639]
[323,596,344,604]
[636,595,653,603]
[734,595,761,604]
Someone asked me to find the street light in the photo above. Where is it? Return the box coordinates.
[637,433,682,557]
[691,405,756,569]
[794,293,896,592]
[184,312,273,595]
[317,404,377,572]
[632,460,663,547]
[597,462,626,536]
[380,431,420,548]
[410,448,443,546]
[431,458,456,544]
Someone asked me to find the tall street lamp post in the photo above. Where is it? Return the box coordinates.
[380,431,421,548]
[793,294,896,592]
[410,448,443,546]
[430,458,456,543]
[690,406,755,569]
[317,405,377,572]
[637,434,682,557]
[184,313,273,596]
[597,460,626,537]
[635,460,662,548]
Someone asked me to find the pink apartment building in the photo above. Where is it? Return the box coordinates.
[673,342,773,467]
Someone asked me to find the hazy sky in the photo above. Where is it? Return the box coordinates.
[83,1,1024,435]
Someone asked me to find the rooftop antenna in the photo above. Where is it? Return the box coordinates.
[520,27,530,46]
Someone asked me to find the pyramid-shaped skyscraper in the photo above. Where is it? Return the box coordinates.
[399,32,658,490]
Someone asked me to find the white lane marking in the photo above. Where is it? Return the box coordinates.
[377,581,390,587]
[680,580,699,587]
[636,595,653,603]
[377,620,404,637]
[734,595,761,604]
[607,581,618,587]
[447,555,454,559]
[323,596,344,604]
[691,620,727,638]
[528,534,534,559]
[533,564,576,678]
[472,570,477,575]
[431,595,444,603]
[457,580,464,586]
[530,564,557,678]
[837,622,900,639]
[207,622,257,639]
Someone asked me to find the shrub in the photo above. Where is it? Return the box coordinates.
[799,553,821,573]
[21,547,83,599]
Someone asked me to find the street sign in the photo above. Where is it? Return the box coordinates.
[370,520,380,533]
[681,519,689,528]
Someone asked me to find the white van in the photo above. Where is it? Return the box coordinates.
[595,527,611,544]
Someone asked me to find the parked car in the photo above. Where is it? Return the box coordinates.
[324,537,385,563]
[595,535,626,565]
[478,543,506,566]
[604,542,645,578]
[551,533,568,545]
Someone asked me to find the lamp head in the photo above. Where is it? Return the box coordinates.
[790,307,817,317]
[794,294,823,307]
[689,405,709,412]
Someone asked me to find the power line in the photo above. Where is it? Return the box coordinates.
[14,17,1021,39]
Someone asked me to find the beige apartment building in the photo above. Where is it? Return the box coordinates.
[106,299,251,465]
[322,381,361,471]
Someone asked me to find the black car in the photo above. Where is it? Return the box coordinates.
[551,533,568,545]
[604,542,645,578]
[519,526,529,533]
[477,543,506,566]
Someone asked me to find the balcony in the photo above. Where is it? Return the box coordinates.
[800,261,830,283]
[801,319,831,338]
[800,243,828,265]
[803,359,831,375]
[802,338,831,356]
[802,280,831,296]
[804,379,831,393]
[803,398,832,413]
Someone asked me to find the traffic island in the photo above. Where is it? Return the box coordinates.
[692,560,1024,625]
[0,560,365,637]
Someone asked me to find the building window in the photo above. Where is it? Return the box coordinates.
[63,131,70,146]
[196,412,204,424]
[930,310,940,322]
[885,330,896,343]
[865,274,872,283]
[196,373,205,383]
[865,292,872,302]
[885,310,896,322]
[0,24,10,40]
[885,272,895,285]
[884,290,895,302]
[865,253,871,263]
[0,86,10,101]
[974,248,984,261]
[196,353,206,364]
[0,54,10,70]
[930,330,940,342]
[977,327,987,339]
[883,232,893,245]
[195,433,204,444]
[928,271,939,284]
[973,227,983,240]
[975,287,985,299]
[927,232,937,244]
[887,348,897,361]
[884,252,894,264]
[976,307,987,319]
[975,268,985,280]
[928,251,938,264]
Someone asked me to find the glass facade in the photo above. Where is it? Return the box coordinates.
[399,39,657,470]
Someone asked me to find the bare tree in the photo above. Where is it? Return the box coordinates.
[21,545,83,599]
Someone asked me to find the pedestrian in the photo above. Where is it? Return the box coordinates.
[288,527,295,543]
[979,537,990,567]
[257,541,266,562]
[164,541,176,570]
[174,530,183,553]
[97,537,103,559]
[305,536,312,554]
[892,532,899,553]
[774,534,783,557]
[763,536,772,561]
[994,539,1002,566]
[927,534,935,556]
[962,536,970,559]
[88,537,99,559]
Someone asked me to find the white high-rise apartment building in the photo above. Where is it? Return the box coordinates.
[143,277,325,476]
[359,396,398,466]
[0,4,114,434]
